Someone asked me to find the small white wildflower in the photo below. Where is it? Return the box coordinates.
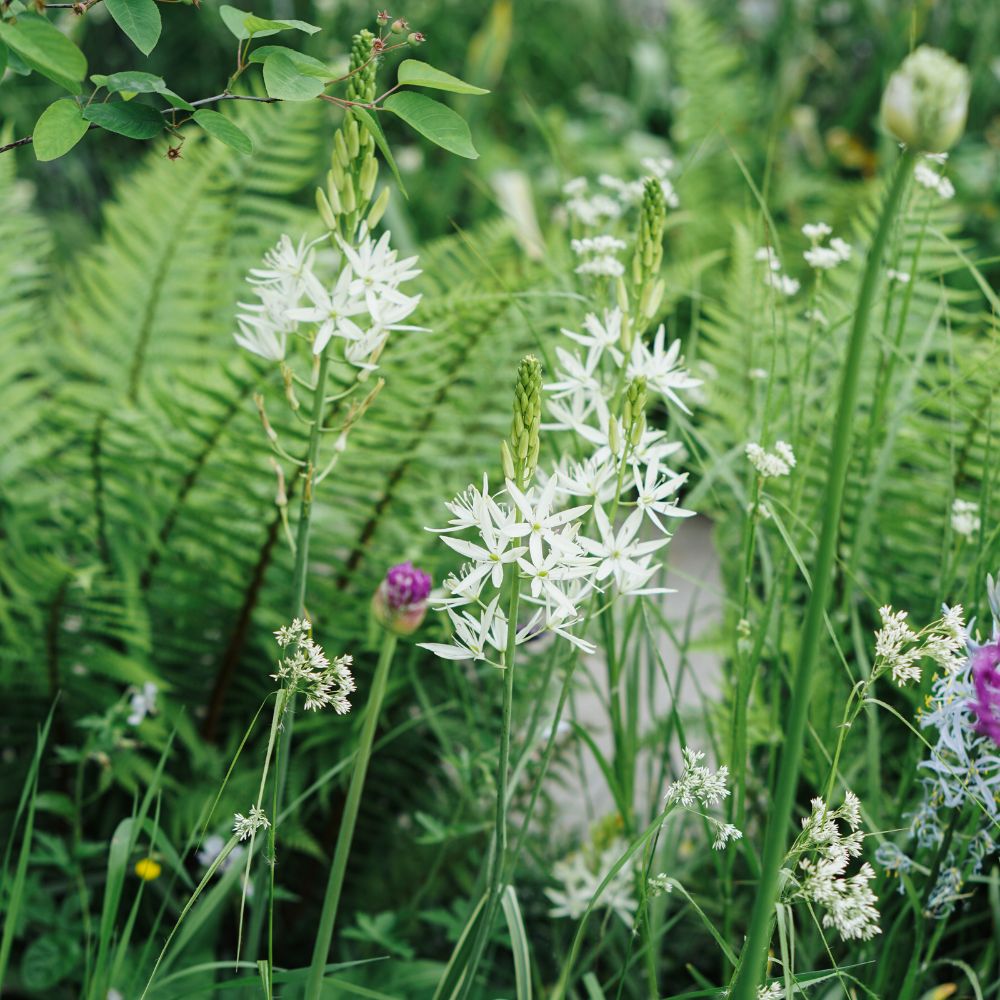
[575,255,626,278]
[745,440,796,479]
[763,270,800,296]
[758,985,784,1000]
[711,820,744,850]
[793,794,881,941]
[914,160,955,200]
[127,682,158,726]
[647,872,673,897]
[829,237,852,261]
[754,246,781,271]
[233,805,270,841]
[804,245,843,270]
[748,367,769,380]
[571,235,627,255]
[546,835,637,926]
[271,622,355,713]
[802,222,832,242]
[887,268,911,284]
[951,498,980,538]
[665,747,732,808]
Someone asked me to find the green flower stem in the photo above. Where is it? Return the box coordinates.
[245,349,332,961]
[453,496,525,1000]
[728,147,916,1000]
[305,629,399,1000]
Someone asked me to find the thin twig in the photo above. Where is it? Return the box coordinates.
[0,93,282,156]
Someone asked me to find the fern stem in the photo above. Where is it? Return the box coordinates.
[305,630,399,1000]
[728,147,916,999]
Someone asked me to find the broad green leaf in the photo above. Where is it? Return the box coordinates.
[159,90,196,112]
[262,50,324,101]
[94,70,165,93]
[33,98,89,161]
[218,5,319,40]
[351,106,407,198]
[383,91,478,160]
[0,41,7,79]
[397,59,489,96]
[0,17,87,94]
[83,101,164,140]
[92,71,196,111]
[105,0,162,55]
[248,45,331,78]
[192,109,253,154]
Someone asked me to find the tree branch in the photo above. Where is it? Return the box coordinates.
[0,93,283,156]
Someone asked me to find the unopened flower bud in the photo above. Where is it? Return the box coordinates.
[623,376,647,446]
[639,278,664,324]
[316,188,337,229]
[407,31,425,46]
[632,177,666,289]
[346,29,378,105]
[360,155,378,202]
[390,17,408,34]
[500,439,516,480]
[366,186,391,229]
[509,355,542,484]
[346,117,360,159]
[880,46,970,153]
[372,561,432,635]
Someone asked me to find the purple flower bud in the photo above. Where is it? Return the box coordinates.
[373,561,432,635]
[969,640,1000,747]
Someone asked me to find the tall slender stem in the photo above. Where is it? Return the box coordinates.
[245,350,332,961]
[454,481,525,999]
[305,630,399,1000]
[729,148,916,999]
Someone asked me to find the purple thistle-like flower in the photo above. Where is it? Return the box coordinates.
[384,561,432,610]
[373,562,432,635]
[969,639,1000,747]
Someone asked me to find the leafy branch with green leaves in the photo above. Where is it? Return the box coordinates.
[0,5,487,161]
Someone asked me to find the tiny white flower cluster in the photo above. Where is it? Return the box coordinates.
[951,498,981,538]
[233,804,270,841]
[545,834,637,926]
[914,156,955,200]
[757,985,784,1000]
[791,792,881,941]
[745,440,796,479]
[563,159,679,228]
[571,234,627,278]
[272,618,356,713]
[665,747,733,812]
[755,246,800,297]
[802,221,853,270]
[873,604,966,686]
[646,872,673,897]
[886,268,911,284]
[127,681,158,726]
[234,226,422,371]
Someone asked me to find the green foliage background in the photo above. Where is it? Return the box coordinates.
[1,0,999,996]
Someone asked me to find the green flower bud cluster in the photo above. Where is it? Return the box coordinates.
[631,178,667,327]
[880,46,970,154]
[502,355,542,486]
[621,376,647,447]
[317,30,387,237]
